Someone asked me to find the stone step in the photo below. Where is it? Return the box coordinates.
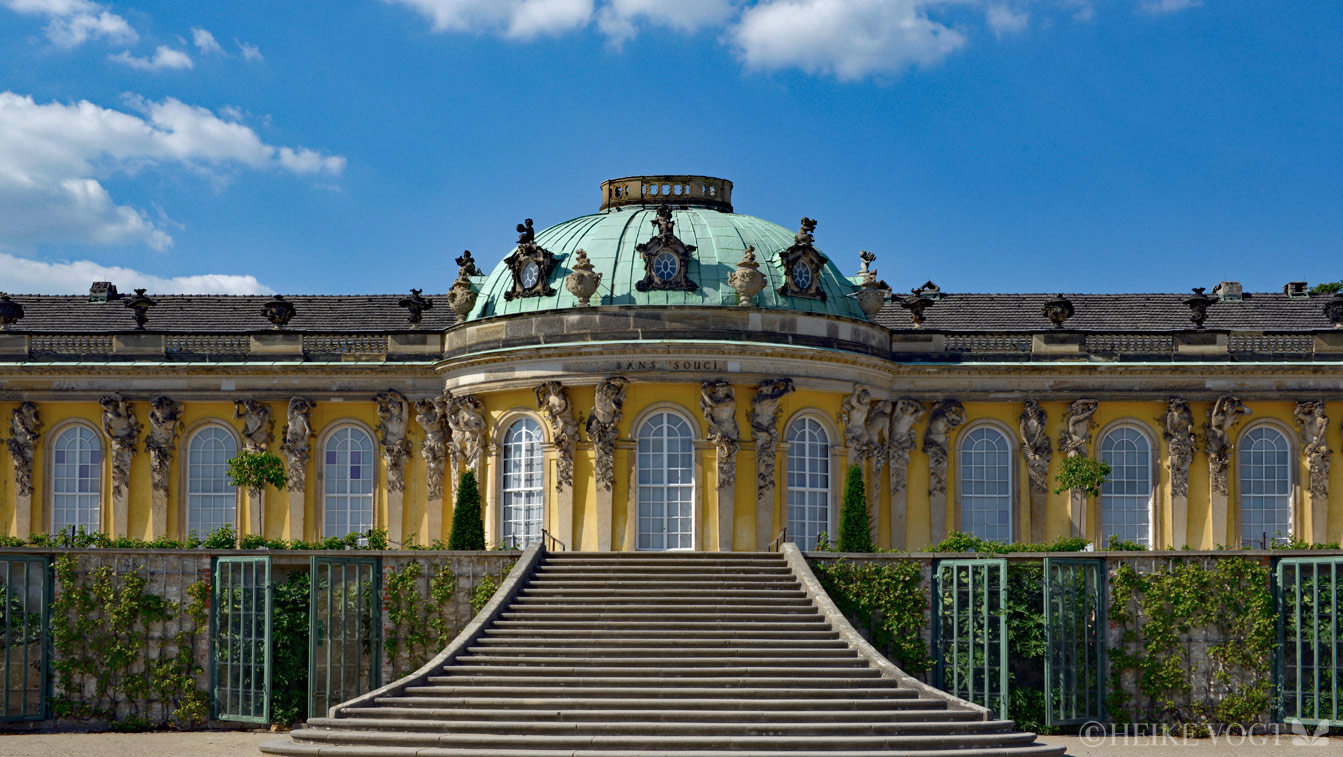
[504,602,818,613]
[489,620,829,631]
[497,611,821,622]
[463,644,858,657]
[261,742,1066,757]
[519,588,809,598]
[479,628,842,640]
[536,565,795,573]
[399,684,914,699]
[527,580,802,589]
[468,637,850,649]
[370,695,940,711]
[343,706,980,723]
[434,665,880,678]
[302,716,1016,737]
[453,655,867,668]
[284,728,1044,752]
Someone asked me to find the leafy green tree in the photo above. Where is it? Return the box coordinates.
[226,450,287,491]
[837,464,874,553]
[1052,455,1111,497]
[1310,280,1343,294]
[448,471,485,550]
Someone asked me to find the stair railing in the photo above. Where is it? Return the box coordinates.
[768,526,788,552]
[541,529,566,552]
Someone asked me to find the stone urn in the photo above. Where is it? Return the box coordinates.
[727,245,766,306]
[445,274,478,317]
[855,280,886,318]
[565,249,602,306]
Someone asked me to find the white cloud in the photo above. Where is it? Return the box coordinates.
[1138,0,1201,13]
[732,0,966,80]
[597,0,736,44]
[1,0,136,48]
[384,0,593,39]
[987,5,1028,36]
[0,91,345,251]
[108,45,193,71]
[191,27,224,55]
[0,251,273,294]
[236,39,263,61]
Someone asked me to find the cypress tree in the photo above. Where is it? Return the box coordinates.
[447,470,486,550]
[837,463,874,553]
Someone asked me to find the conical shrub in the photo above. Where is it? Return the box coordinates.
[837,463,874,553]
[447,470,485,550]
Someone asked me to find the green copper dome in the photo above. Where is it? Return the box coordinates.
[466,175,866,321]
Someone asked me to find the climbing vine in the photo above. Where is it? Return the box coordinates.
[812,559,929,674]
[384,561,458,678]
[470,560,516,616]
[1107,558,1274,729]
[50,556,209,729]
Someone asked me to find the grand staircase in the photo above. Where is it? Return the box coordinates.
[261,547,1065,756]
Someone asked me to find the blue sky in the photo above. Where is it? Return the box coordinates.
[1,0,1340,295]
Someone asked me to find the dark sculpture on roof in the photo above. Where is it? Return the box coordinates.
[263,295,296,328]
[1324,292,1343,328]
[503,218,558,301]
[1042,293,1074,328]
[0,294,23,327]
[398,289,434,324]
[1184,287,1217,328]
[455,250,481,277]
[900,291,935,326]
[124,288,156,330]
[776,217,826,301]
[635,205,698,293]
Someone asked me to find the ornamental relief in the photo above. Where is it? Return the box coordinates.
[586,377,629,491]
[1018,401,1051,495]
[414,396,451,500]
[502,219,558,301]
[700,379,739,489]
[100,394,140,499]
[776,217,827,301]
[750,378,796,500]
[922,400,966,496]
[1294,400,1330,502]
[635,205,698,292]
[8,402,41,497]
[145,396,183,494]
[1205,396,1252,496]
[280,397,316,493]
[535,381,579,490]
[375,390,412,493]
[1162,398,1196,498]
[888,399,926,494]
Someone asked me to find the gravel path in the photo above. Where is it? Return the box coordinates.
[0,729,276,756]
[0,730,1327,756]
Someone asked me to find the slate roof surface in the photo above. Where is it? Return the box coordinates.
[0,294,459,333]
[1,291,1337,334]
[876,293,1340,332]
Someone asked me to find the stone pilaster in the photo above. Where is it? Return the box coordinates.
[386,489,403,547]
[287,489,305,542]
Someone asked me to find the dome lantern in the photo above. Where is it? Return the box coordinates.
[600,175,733,213]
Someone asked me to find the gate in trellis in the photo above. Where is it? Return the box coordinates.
[1275,557,1343,727]
[309,556,381,717]
[211,556,272,723]
[0,555,50,722]
[932,559,1008,718]
[1042,557,1106,727]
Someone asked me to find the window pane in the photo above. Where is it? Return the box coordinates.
[637,412,695,551]
[323,426,376,538]
[786,418,831,551]
[958,427,1012,543]
[1100,426,1152,547]
[1239,427,1292,546]
[186,426,238,537]
[52,426,102,533]
[501,418,544,548]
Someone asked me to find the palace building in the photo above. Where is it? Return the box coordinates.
[2,174,1342,551]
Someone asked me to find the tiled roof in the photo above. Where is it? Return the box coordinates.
[0,294,458,333]
[876,293,1339,332]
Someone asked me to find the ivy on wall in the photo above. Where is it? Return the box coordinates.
[50,556,209,730]
[812,559,928,674]
[384,561,458,678]
[1107,558,1274,730]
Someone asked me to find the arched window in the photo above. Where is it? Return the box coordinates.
[1099,426,1153,547]
[786,417,831,551]
[636,411,694,551]
[958,426,1012,543]
[51,425,102,533]
[501,418,543,548]
[1239,426,1292,546]
[185,426,238,538]
[323,426,375,538]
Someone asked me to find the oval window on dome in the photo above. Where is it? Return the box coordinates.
[520,261,540,288]
[653,251,679,281]
[791,261,813,291]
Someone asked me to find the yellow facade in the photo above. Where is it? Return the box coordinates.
[5,389,1336,549]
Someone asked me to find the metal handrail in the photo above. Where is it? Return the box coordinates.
[768,527,788,552]
[541,529,566,552]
